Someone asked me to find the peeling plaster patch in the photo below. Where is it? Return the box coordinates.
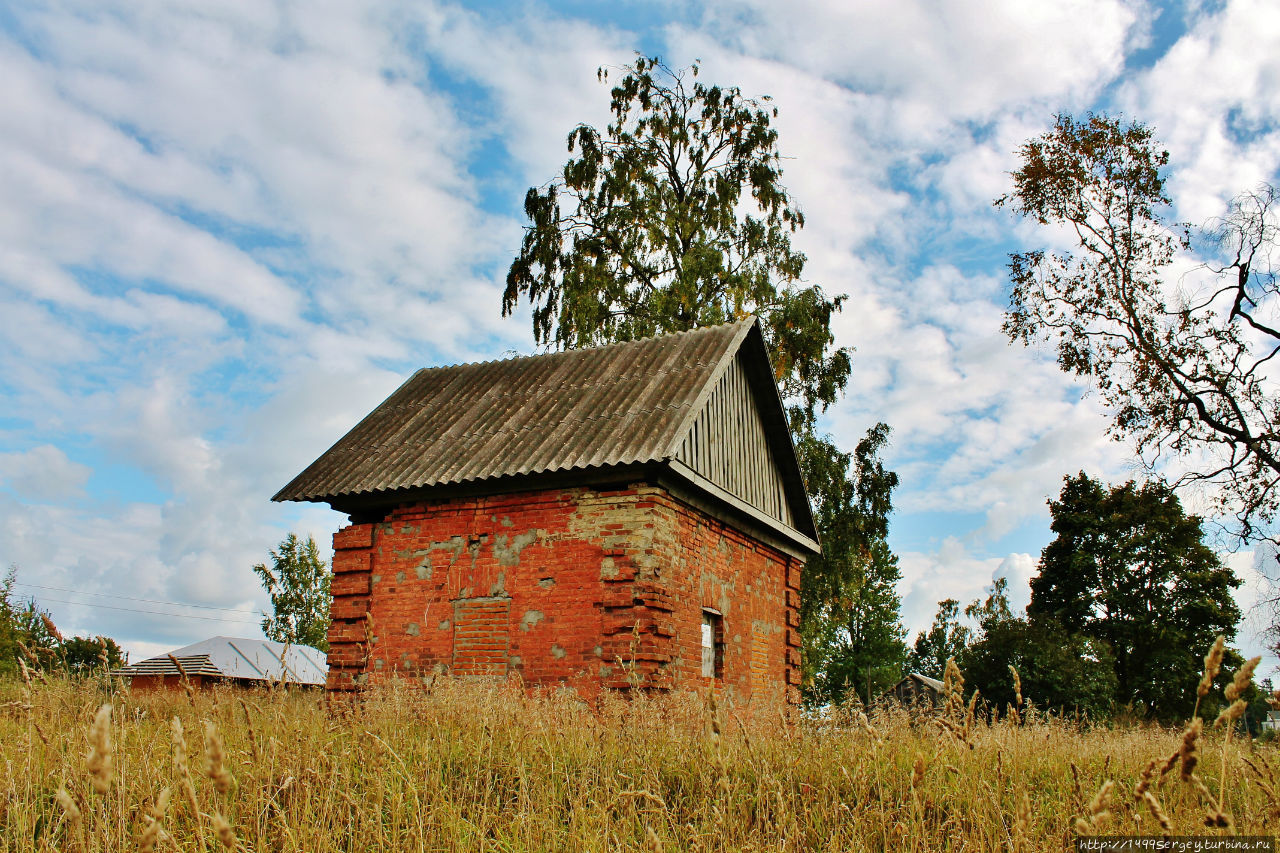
[551,644,566,659]
[592,645,603,657]
[438,619,451,631]
[600,557,617,579]
[494,529,541,567]
[396,570,406,584]
[501,516,514,528]
[520,610,544,631]
[600,664,613,677]
[431,536,466,566]
[400,524,419,535]
[415,561,431,580]
[371,574,381,585]
[373,658,385,671]
[538,576,555,589]
[466,534,488,569]
[406,622,419,636]
[489,572,507,596]
[510,655,522,667]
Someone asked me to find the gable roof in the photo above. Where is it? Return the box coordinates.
[112,636,326,685]
[274,318,818,553]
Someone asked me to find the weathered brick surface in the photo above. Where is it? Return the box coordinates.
[327,521,375,691]
[332,483,803,711]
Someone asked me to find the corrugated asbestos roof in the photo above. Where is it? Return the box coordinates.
[274,320,755,503]
[112,636,327,685]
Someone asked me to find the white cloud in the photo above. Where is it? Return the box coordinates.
[692,0,1140,121]
[898,538,1036,640]
[1120,0,1280,221]
[0,445,91,503]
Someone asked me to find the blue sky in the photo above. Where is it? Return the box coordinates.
[1,0,1278,678]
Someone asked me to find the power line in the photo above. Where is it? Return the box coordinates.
[33,596,262,624]
[11,582,260,615]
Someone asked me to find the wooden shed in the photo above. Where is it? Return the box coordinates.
[274,318,819,710]
[884,673,946,708]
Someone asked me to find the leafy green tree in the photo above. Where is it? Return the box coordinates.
[961,617,1117,720]
[502,56,899,698]
[798,424,902,702]
[254,533,331,652]
[1029,473,1241,721]
[503,56,850,421]
[963,576,1015,632]
[0,567,22,675]
[806,538,908,706]
[61,635,126,675]
[998,113,1280,542]
[908,598,973,679]
[1,566,118,675]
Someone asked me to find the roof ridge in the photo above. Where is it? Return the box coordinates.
[407,317,756,375]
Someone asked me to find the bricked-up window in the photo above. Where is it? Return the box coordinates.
[452,598,510,676]
[701,608,723,679]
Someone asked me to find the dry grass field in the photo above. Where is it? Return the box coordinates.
[1,662,1277,852]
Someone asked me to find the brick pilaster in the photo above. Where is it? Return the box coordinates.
[326,522,375,691]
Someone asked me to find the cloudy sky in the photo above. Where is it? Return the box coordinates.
[2,0,1278,678]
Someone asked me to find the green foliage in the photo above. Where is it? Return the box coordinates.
[804,539,907,706]
[0,567,22,674]
[60,635,125,675]
[503,55,850,422]
[502,55,901,700]
[961,617,1117,720]
[998,113,1280,542]
[1029,473,1241,721]
[1,565,125,676]
[799,425,904,704]
[254,534,331,652]
[907,599,972,679]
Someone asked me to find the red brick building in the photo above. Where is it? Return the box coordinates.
[275,318,819,710]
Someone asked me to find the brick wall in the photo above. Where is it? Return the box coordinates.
[326,482,802,710]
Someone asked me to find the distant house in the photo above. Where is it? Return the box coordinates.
[111,636,326,689]
[274,318,819,711]
[884,673,946,708]
[1263,707,1280,733]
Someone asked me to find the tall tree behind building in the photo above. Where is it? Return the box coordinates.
[254,534,331,651]
[503,57,900,702]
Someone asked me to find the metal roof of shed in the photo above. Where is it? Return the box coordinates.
[112,636,326,685]
[274,318,818,551]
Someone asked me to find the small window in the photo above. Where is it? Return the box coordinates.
[701,609,723,679]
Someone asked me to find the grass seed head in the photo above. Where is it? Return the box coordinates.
[1085,779,1113,827]
[1179,718,1202,781]
[55,786,81,827]
[87,703,113,794]
[212,812,237,849]
[1142,790,1172,837]
[1214,699,1248,727]
[40,612,65,643]
[204,720,234,796]
[1198,635,1225,697]
[1134,759,1157,800]
[1224,656,1261,702]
